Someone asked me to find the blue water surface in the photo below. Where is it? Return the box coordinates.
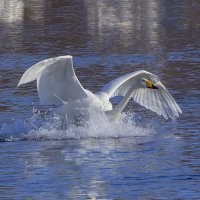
[0,1,200,199]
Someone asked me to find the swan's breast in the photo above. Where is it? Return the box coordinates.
[94,92,113,111]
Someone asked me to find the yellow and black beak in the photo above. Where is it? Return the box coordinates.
[145,80,158,89]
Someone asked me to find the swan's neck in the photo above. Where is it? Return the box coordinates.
[108,86,135,120]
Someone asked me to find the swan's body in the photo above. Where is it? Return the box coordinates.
[18,55,182,121]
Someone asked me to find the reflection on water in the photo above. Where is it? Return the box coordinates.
[0,0,24,24]
[0,0,46,24]
[0,0,199,57]
[0,0,200,199]
[84,0,164,53]
[0,136,199,199]
[24,0,45,22]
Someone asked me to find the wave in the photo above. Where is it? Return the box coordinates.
[0,108,156,142]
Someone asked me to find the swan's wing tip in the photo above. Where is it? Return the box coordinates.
[161,100,182,120]
[160,108,181,120]
[17,55,73,87]
[132,87,182,120]
[58,55,73,60]
[17,76,27,87]
[178,106,183,114]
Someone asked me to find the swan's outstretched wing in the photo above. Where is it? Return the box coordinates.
[101,70,182,119]
[18,55,87,105]
[131,83,182,119]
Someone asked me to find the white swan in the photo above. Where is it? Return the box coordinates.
[18,55,182,120]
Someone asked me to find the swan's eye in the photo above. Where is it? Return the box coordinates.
[145,80,158,89]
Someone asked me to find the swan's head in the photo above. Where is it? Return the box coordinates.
[133,70,160,90]
[141,78,158,89]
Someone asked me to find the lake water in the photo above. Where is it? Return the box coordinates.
[0,0,200,199]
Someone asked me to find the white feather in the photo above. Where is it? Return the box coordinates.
[101,71,182,119]
[18,56,182,120]
[18,55,87,105]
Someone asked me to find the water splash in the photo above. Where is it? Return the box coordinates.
[0,108,156,142]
